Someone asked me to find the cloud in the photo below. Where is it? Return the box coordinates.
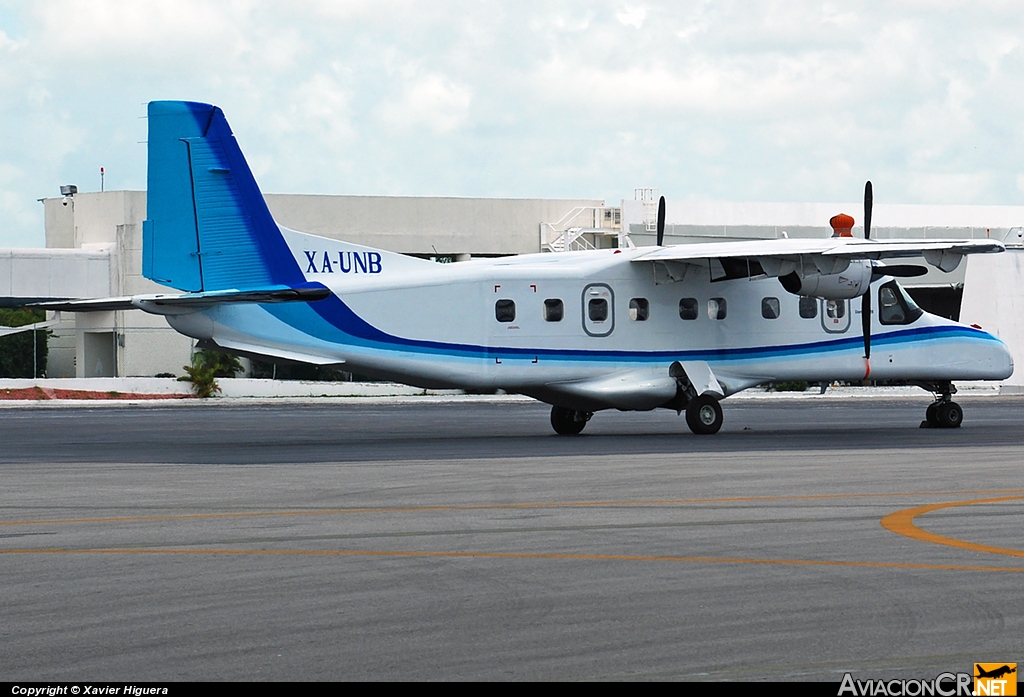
[31,0,245,69]
[616,5,646,29]
[906,172,994,202]
[3,1,1024,247]
[380,72,472,134]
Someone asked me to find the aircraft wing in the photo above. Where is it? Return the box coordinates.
[632,238,1004,276]
[29,285,331,315]
[632,238,1004,263]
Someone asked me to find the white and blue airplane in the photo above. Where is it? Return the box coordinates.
[38,101,1013,433]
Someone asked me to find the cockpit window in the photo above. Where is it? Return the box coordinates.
[879,280,923,325]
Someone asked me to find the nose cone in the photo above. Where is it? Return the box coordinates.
[979,331,1014,380]
[997,339,1014,379]
[914,325,1014,381]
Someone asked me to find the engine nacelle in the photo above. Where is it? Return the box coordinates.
[778,259,872,299]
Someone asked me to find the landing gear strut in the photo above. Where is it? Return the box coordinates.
[550,406,592,435]
[918,382,962,429]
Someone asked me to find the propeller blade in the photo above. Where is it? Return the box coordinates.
[657,196,666,246]
[864,180,873,240]
[862,291,871,360]
[862,180,874,360]
[872,264,928,278]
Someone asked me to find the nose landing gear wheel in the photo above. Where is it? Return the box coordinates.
[685,394,723,435]
[550,406,591,435]
[917,382,963,429]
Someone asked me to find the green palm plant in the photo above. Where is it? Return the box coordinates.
[178,350,243,398]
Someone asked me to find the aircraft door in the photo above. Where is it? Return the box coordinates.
[821,298,851,333]
[582,284,614,337]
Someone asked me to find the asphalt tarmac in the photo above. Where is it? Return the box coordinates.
[2,396,1023,681]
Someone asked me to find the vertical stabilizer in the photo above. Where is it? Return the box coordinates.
[144,101,302,292]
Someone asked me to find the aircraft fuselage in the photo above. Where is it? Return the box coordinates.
[166,228,1013,413]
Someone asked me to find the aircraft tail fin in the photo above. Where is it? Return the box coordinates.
[144,101,304,293]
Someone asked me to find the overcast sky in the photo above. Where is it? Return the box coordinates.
[2,1,1023,247]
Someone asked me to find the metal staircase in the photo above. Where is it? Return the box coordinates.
[541,206,622,253]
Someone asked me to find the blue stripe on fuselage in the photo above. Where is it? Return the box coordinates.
[259,293,1002,364]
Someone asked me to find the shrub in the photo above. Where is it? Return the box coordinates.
[177,350,243,398]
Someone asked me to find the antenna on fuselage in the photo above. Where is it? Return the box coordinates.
[656,196,666,246]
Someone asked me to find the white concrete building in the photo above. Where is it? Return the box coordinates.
[17,190,606,377]
[3,188,1024,384]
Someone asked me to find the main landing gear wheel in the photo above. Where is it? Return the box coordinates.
[923,400,962,428]
[550,406,592,435]
[685,394,723,435]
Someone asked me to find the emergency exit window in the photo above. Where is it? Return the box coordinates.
[495,299,516,322]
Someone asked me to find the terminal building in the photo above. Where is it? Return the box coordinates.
[3,188,1024,385]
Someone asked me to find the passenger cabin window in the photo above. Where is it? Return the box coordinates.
[495,299,516,323]
[629,298,650,321]
[588,298,609,322]
[543,298,564,322]
[708,297,727,320]
[679,298,698,320]
[799,296,818,319]
[761,297,780,320]
[879,281,923,325]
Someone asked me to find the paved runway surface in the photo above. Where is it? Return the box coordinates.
[2,396,1023,681]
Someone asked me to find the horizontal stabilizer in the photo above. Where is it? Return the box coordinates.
[0,314,62,337]
[25,297,135,312]
[29,285,330,314]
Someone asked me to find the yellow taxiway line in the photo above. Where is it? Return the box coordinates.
[881,495,1024,558]
[3,489,1021,573]
[1,546,1023,574]
[3,488,1024,527]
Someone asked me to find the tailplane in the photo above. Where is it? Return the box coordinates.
[144,101,303,292]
